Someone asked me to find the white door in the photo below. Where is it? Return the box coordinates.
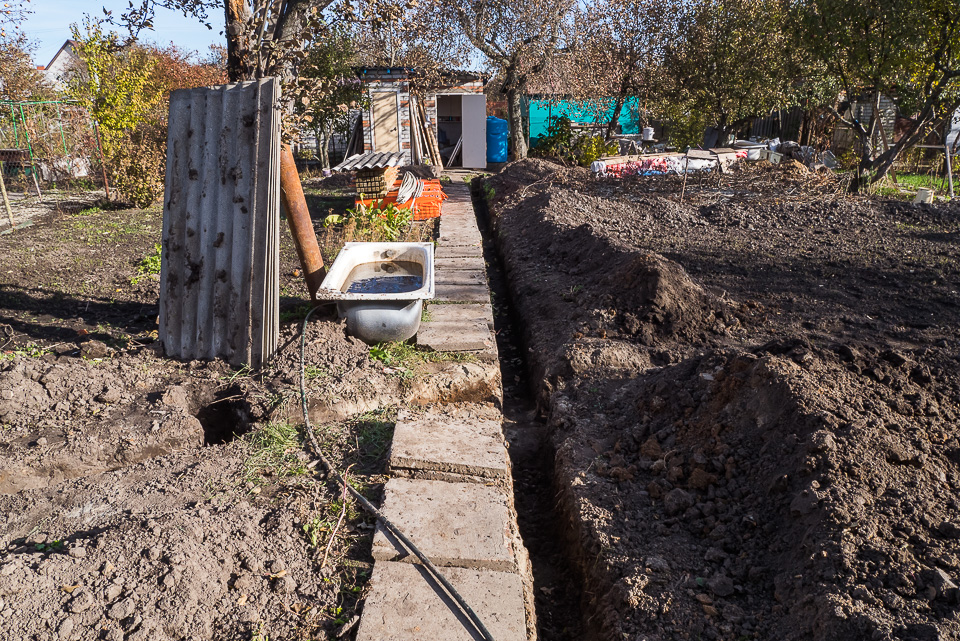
[461,94,487,169]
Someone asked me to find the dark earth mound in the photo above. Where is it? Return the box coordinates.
[483,158,960,640]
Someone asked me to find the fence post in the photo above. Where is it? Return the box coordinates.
[946,143,955,199]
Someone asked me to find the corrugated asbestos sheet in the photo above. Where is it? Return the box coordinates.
[333,151,405,172]
[159,79,280,368]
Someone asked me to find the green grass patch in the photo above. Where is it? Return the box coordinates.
[243,421,308,483]
[368,340,476,370]
[875,172,954,200]
[279,304,313,324]
[0,342,50,361]
[130,243,162,285]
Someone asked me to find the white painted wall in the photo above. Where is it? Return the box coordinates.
[948,107,959,149]
[461,94,487,169]
[43,41,79,89]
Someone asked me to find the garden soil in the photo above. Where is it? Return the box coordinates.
[483,159,960,641]
[0,189,444,640]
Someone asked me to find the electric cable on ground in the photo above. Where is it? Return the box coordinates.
[298,305,497,641]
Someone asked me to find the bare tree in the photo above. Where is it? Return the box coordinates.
[110,1,332,83]
[568,0,673,140]
[444,0,573,159]
[796,0,960,189]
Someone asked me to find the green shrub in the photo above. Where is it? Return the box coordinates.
[533,115,576,160]
[533,115,619,166]
[109,124,165,208]
[325,196,412,241]
[572,135,620,166]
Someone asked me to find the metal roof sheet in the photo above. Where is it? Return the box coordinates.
[334,151,406,172]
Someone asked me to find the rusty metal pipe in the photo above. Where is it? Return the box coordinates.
[279,144,325,300]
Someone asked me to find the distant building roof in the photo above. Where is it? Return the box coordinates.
[43,40,80,88]
[356,66,487,85]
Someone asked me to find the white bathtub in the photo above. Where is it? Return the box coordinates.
[317,242,435,343]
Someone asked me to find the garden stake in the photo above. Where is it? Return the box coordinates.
[680,151,690,202]
[0,162,12,227]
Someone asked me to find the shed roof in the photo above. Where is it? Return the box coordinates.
[356,66,487,85]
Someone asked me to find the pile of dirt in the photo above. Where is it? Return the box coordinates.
[483,158,960,640]
[0,310,408,640]
[0,446,361,641]
[485,161,735,401]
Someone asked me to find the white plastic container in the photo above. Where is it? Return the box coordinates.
[733,139,765,161]
[642,127,655,141]
[317,242,435,343]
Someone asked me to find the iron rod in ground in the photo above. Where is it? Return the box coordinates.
[279,144,326,300]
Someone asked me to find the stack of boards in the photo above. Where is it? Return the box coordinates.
[355,166,400,197]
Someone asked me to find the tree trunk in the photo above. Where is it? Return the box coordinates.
[507,87,528,160]
[320,123,332,169]
[224,0,249,82]
[865,105,959,188]
[606,93,626,140]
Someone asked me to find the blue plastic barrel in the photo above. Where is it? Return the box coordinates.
[486,116,509,163]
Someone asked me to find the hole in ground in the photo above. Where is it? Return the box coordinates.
[195,385,251,445]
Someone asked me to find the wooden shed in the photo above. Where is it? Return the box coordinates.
[353,67,488,169]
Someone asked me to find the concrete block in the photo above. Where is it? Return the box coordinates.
[372,478,514,571]
[389,409,508,479]
[407,360,502,405]
[435,283,490,303]
[436,269,487,287]
[418,303,493,352]
[439,213,480,231]
[355,561,526,641]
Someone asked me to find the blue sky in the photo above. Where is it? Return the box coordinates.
[23,1,226,67]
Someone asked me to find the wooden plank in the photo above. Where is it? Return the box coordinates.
[372,91,401,152]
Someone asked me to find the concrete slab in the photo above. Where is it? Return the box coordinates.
[436,269,487,287]
[418,303,494,352]
[355,561,526,641]
[435,283,491,303]
[439,211,480,227]
[389,409,507,479]
[436,245,483,260]
[408,359,501,404]
[424,301,493,325]
[436,256,486,271]
[438,233,482,248]
[439,221,482,244]
[372,478,514,571]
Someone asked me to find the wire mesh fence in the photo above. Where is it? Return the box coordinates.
[0,100,104,188]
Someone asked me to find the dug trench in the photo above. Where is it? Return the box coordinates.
[470,179,588,640]
[480,159,960,641]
